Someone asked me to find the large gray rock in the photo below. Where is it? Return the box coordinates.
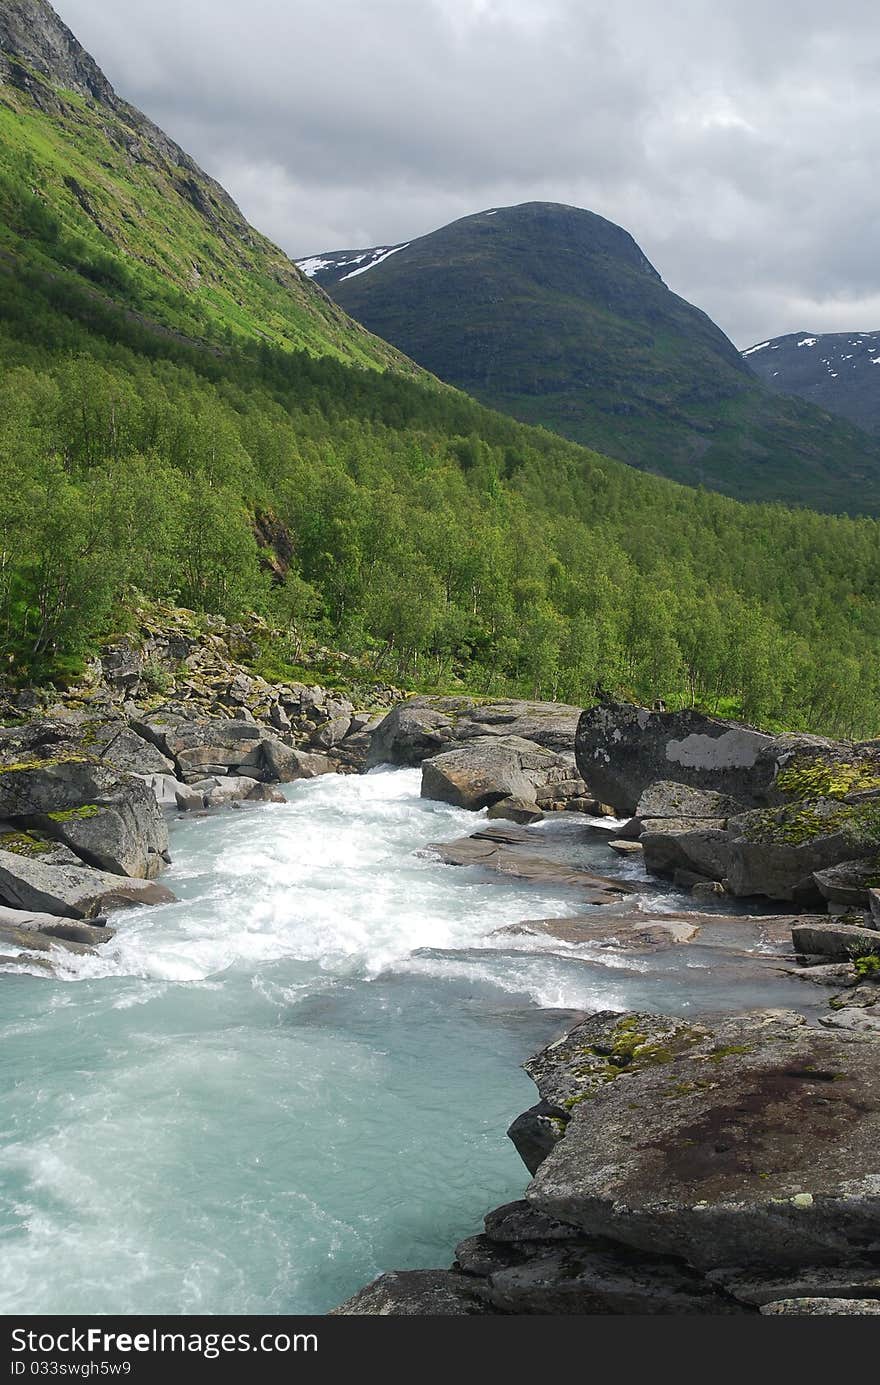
[528,1009,880,1270]
[0,758,170,878]
[575,702,857,815]
[259,741,334,782]
[725,824,852,902]
[421,736,573,811]
[0,850,177,919]
[792,920,880,960]
[367,696,582,769]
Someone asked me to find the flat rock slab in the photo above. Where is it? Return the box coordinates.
[428,835,635,904]
[0,849,177,919]
[528,1009,880,1270]
[792,920,880,960]
[495,916,699,949]
[468,1244,746,1316]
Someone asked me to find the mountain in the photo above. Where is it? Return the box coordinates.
[0,0,415,370]
[299,202,880,514]
[743,330,880,435]
[2,2,880,740]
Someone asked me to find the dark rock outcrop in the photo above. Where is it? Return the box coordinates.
[575,702,862,816]
[0,849,177,918]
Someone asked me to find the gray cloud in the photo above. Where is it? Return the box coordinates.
[52,0,880,345]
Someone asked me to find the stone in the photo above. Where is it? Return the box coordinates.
[608,839,643,856]
[308,714,352,749]
[136,772,194,809]
[469,1244,746,1315]
[329,1270,490,1316]
[575,702,853,815]
[483,1200,585,1245]
[791,921,880,960]
[367,696,582,770]
[713,1265,880,1306]
[0,757,170,878]
[259,741,335,782]
[0,904,113,946]
[0,849,177,919]
[636,780,748,821]
[486,796,544,824]
[692,880,728,900]
[813,859,877,909]
[528,1009,880,1270]
[421,736,575,812]
[641,825,731,880]
[190,776,285,807]
[870,888,880,927]
[428,833,635,904]
[724,816,853,902]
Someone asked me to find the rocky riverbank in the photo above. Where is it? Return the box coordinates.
[333,700,880,1316]
[5,645,880,1313]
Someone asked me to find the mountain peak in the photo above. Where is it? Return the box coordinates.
[0,0,116,107]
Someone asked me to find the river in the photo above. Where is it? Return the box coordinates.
[0,767,815,1314]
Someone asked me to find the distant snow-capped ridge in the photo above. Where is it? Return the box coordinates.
[297,244,409,284]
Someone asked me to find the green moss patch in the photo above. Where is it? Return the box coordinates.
[776,757,880,803]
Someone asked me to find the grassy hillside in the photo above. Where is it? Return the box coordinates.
[1,3,880,741]
[0,1,415,370]
[308,202,880,514]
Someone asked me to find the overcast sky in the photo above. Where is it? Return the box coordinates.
[52,0,880,347]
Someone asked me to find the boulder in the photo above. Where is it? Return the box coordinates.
[486,796,544,825]
[421,736,574,811]
[259,741,334,782]
[791,921,880,960]
[725,828,853,902]
[528,1009,880,1270]
[0,850,177,919]
[136,772,194,809]
[813,859,878,909]
[641,825,731,880]
[193,776,285,807]
[575,702,855,815]
[367,696,582,769]
[0,758,170,878]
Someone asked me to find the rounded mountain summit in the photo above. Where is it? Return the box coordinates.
[300,203,880,513]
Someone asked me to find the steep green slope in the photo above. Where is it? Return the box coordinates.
[1,2,880,740]
[0,0,415,370]
[303,203,880,514]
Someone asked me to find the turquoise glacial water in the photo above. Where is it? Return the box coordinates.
[0,768,812,1315]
